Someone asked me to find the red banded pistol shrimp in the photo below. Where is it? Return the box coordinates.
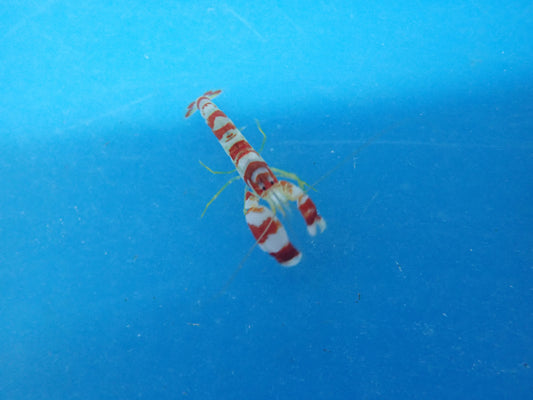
[185,90,326,266]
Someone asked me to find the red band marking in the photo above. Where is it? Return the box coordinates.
[243,161,269,186]
[213,121,237,140]
[206,109,227,130]
[196,96,210,108]
[229,140,254,164]
[299,198,319,226]
[248,217,281,244]
[245,191,256,201]
[272,243,300,264]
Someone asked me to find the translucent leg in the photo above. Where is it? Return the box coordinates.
[255,121,316,193]
[270,167,317,192]
[198,157,241,218]
[201,175,241,218]
[198,159,236,175]
[254,120,268,154]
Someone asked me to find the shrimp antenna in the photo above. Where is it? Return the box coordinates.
[208,218,275,301]
[310,119,407,189]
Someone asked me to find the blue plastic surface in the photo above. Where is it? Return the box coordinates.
[1,1,532,399]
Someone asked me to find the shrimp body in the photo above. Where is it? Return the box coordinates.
[186,90,325,266]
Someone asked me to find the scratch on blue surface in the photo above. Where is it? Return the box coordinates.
[59,93,154,133]
[223,4,267,42]
[1,0,58,41]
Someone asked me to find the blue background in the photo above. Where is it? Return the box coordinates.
[1,1,532,399]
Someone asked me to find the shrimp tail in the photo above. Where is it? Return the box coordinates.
[185,89,223,118]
